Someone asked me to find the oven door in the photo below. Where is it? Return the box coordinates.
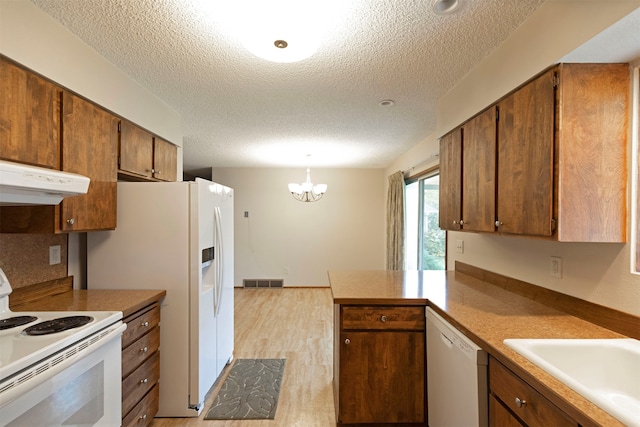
[0,323,126,427]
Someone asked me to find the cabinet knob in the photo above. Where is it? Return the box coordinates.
[139,414,147,420]
[155,170,162,175]
[495,220,503,227]
[515,397,527,408]
[459,220,465,225]
[66,218,75,225]
[380,315,387,323]
[344,338,351,345]
[140,378,148,384]
[452,220,458,225]
[141,321,149,327]
[140,346,148,353]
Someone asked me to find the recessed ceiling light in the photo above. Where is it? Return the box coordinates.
[379,99,395,107]
[432,0,459,15]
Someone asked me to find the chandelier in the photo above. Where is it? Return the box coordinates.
[288,168,327,202]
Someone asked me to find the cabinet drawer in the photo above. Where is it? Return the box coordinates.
[123,305,160,348]
[489,358,577,427]
[122,351,160,417]
[122,326,160,377]
[122,383,159,427]
[341,306,425,330]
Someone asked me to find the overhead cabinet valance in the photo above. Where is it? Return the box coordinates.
[439,63,629,242]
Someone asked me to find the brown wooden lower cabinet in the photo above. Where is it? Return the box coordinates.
[334,304,426,425]
[121,302,161,427]
[489,357,577,427]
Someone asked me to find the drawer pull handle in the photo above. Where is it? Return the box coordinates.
[140,346,148,353]
[380,315,387,323]
[66,218,75,225]
[515,397,527,408]
[141,321,149,327]
[139,414,147,420]
[344,338,351,345]
[140,378,148,384]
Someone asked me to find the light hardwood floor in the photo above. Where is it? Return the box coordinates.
[151,287,336,427]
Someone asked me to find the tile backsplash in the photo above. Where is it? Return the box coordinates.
[0,234,68,289]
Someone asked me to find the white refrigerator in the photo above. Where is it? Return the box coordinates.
[86,179,234,417]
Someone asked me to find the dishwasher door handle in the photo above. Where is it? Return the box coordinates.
[440,332,454,348]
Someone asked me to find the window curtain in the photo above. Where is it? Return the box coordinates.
[386,171,405,270]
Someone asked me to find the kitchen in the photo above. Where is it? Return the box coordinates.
[1,0,639,426]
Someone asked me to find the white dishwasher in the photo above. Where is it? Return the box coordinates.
[426,307,488,427]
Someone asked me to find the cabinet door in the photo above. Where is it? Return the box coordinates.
[439,128,462,230]
[338,331,425,424]
[0,58,60,168]
[497,69,555,236]
[462,107,497,232]
[60,91,118,231]
[119,120,154,179]
[489,394,523,427]
[153,137,177,181]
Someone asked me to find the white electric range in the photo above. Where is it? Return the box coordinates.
[0,268,125,426]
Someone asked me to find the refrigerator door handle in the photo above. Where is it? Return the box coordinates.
[214,206,224,317]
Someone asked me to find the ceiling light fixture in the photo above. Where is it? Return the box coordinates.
[379,99,395,107]
[432,0,460,15]
[288,167,327,202]
[210,0,347,63]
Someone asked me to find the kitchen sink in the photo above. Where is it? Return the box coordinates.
[503,338,640,427]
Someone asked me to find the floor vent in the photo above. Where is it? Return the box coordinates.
[243,279,284,288]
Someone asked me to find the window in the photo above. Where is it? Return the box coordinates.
[406,170,446,270]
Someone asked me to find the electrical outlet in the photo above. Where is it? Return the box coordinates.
[550,256,562,278]
[49,245,61,265]
[455,240,464,253]
[284,266,290,275]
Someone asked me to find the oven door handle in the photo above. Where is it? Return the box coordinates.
[0,322,126,406]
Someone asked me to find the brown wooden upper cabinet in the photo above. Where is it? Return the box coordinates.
[60,91,119,231]
[439,63,628,242]
[119,121,177,182]
[438,127,462,231]
[0,91,119,233]
[0,57,61,168]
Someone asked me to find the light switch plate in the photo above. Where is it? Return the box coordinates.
[49,245,61,265]
[550,256,562,278]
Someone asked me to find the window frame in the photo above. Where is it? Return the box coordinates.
[405,165,447,270]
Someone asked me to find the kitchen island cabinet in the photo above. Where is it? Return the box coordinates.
[11,288,166,427]
[335,305,425,425]
[331,271,428,425]
[329,266,637,427]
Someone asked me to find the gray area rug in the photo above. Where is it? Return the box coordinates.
[204,359,286,420]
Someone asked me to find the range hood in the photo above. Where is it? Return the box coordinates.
[0,160,90,206]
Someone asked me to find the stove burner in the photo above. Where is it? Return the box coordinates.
[0,315,38,330]
[23,316,93,336]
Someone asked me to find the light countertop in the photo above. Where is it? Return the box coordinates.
[14,289,166,318]
[328,269,627,427]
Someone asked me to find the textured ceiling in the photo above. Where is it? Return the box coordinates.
[30,0,551,169]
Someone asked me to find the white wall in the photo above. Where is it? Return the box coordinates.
[0,0,184,287]
[0,1,182,148]
[387,0,640,315]
[212,168,386,287]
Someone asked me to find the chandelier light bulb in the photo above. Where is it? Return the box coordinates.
[288,167,327,202]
